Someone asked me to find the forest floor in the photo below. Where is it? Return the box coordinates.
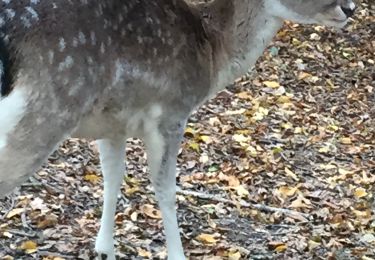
[0,1,374,259]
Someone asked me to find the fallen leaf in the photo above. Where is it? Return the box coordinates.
[263,81,280,88]
[140,204,162,219]
[6,208,25,219]
[137,247,152,258]
[354,188,368,198]
[19,240,38,254]
[196,233,217,244]
[84,174,101,184]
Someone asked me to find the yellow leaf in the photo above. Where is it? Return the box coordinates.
[294,127,303,134]
[292,38,301,45]
[353,209,371,219]
[2,256,13,260]
[318,146,330,154]
[246,145,258,157]
[232,134,250,143]
[339,137,352,144]
[263,81,280,88]
[252,107,269,121]
[84,174,100,184]
[281,122,293,129]
[236,185,250,197]
[327,124,339,132]
[277,95,291,104]
[137,248,152,258]
[199,135,212,144]
[20,240,38,254]
[275,244,287,252]
[285,167,299,181]
[326,79,335,88]
[237,91,253,100]
[298,72,312,80]
[228,251,241,260]
[354,188,368,198]
[184,127,195,137]
[308,240,321,250]
[125,186,140,195]
[338,168,353,175]
[278,186,298,197]
[189,142,200,152]
[227,175,241,187]
[6,208,25,219]
[196,233,217,244]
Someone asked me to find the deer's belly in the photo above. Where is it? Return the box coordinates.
[72,103,163,141]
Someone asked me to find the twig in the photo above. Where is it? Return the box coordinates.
[0,195,15,220]
[176,188,310,220]
[38,251,76,259]
[8,229,37,237]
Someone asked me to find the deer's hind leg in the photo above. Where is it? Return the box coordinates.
[0,87,78,197]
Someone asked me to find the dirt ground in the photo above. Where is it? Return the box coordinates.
[0,1,374,259]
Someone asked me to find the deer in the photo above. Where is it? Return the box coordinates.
[0,0,356,259]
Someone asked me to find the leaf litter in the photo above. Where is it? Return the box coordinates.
[0,1,374,259]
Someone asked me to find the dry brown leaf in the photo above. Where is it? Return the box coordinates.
[196,233,217,244]
[140,204,162,219]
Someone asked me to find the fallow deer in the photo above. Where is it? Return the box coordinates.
[0,0,356,259]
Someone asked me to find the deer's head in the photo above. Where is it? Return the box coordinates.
[265,0,356,27]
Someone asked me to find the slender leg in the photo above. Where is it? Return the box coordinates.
[143,121,186,260]
[95,139,126,260]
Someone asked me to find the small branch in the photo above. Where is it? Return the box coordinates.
[176,188,310,220]
[0,195,15,220]
[8,229,37,238]
[38,251,76,259]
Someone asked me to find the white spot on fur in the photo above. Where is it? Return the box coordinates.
[58,56,74,71]
[113,59,124,85]
[100,42,105,54]
[48,50,54,64]
[0,89,27,150]
[25,6,39,20]
[59,38,66,52]
[78,31,86,45]
[5,9,16,19]
[72,37,79,47]
[90,31,96,45]
[20,15,31,28]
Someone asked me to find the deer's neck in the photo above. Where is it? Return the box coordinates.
[201,0,283,93]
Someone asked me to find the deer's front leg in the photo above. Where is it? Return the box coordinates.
[95,139,126,260]
[144,120,186,260]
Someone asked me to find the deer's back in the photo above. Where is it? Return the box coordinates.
[0,0,212,139]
